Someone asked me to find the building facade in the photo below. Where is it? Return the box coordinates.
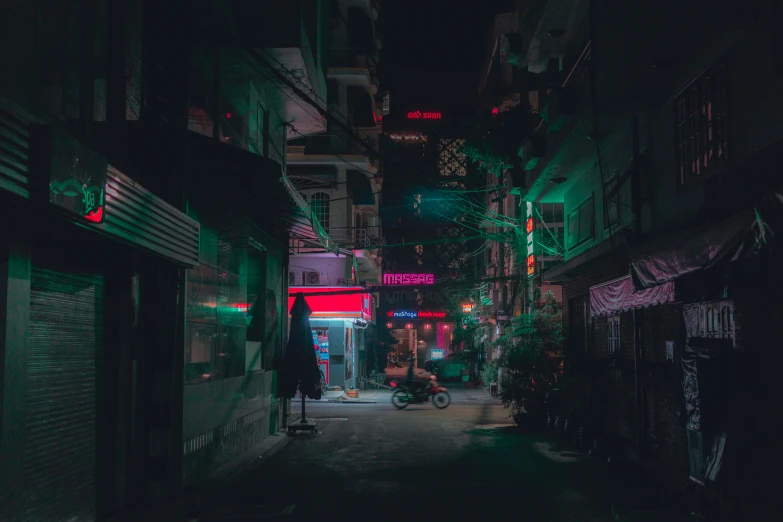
[517,0,783,517]
[0,0,330,519]
[286,0,385,388]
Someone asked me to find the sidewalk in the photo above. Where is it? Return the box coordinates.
[108,433,290,522]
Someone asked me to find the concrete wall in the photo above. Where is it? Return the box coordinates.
[290,254,350,286]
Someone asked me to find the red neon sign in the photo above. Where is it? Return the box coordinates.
[527,255,536,277]
[526,217,534,234]
[288,286,372,321]
[407,111,442,120]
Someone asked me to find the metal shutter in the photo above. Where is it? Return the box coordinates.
[25,267,103,521]
[0,98,34,199]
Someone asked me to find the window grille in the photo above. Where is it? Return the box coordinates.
[310,192,331,231]
[675,58,729,186]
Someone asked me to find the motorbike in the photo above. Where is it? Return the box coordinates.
[390,376,451,409]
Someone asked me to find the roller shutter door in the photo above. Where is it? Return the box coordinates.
[24,266,103,521]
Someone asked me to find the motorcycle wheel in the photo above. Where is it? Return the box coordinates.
[432,391,451,409]
[391,389,410,409]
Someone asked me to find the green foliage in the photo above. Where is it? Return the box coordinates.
[461,104,535,176]
[496,291,564,414]
[480,358,499,385]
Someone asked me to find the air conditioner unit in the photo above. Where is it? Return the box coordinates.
[304,271,323,286]
[288,271,301,286]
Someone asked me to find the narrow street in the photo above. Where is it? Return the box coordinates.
[196,389,614,522]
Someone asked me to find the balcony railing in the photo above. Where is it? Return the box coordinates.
[291,227,384,252]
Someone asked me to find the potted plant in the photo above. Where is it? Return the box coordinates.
[496,292,564,429]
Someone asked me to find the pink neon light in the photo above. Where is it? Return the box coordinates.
[383,273,434,285]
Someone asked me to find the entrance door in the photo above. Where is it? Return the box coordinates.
[24,266,103,521]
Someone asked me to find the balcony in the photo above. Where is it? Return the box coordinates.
[231,0,327,136]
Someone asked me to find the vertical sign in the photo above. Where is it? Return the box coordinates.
[526,202,535,277]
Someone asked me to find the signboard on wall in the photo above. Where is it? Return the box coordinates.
[48,129,107,223]
[526,202,536,278]
[407,111,442,120]
[386,310,446,319]
[288,286,372,321]
[383,273,434,285]
[430,349,445,360]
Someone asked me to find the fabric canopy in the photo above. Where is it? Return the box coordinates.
[630,211,756,291]
[589,276,674,317]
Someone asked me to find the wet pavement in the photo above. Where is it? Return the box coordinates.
[194,388,618,522]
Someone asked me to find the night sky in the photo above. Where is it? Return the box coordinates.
[379,0,511,125]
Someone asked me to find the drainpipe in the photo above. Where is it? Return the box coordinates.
[631,115,642,233]
[633,308,643,459]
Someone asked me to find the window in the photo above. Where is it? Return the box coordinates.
[310,192,331,231]
[256,100,269,157]
[675,58,729,187]
[607,316,620,354]
[185,236,248,384]
[567,196,594,249]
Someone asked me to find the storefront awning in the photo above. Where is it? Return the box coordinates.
[630,211,757,291]
[590,276,674,317]
[288,286,372,322]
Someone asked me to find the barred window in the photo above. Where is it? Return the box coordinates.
[675,58,729,186]
[310,192,331,231]
[567,195,594,250]
[607,316,620,354]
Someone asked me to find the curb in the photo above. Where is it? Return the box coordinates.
[222,433,291,482]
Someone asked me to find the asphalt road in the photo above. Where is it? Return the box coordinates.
[199,388,615,522]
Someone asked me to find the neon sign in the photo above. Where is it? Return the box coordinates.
[407,111,442,120]
[383,273,434,285]
[526,202,535,277]
[386,310,447,319]
[462,303,474,313]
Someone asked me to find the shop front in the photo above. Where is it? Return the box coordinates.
[0,108,199,522]
[288,287,373,390]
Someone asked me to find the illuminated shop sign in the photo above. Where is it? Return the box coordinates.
[386,310,447,319]
[383,273,434,285]
[526,202,535,278]
[462,303,474,313]
[48,130,107,224]
[407,111,442,120]
[288,286,372,321]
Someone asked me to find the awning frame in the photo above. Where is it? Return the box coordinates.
[589,275,675,317]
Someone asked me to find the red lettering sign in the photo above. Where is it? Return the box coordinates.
[407,111,442,120]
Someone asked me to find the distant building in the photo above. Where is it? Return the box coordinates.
[286,0,385,389]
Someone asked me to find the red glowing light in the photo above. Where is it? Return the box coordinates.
[526,217,534,234]
[84,206,104,223]
[386,322,393,328]
[491,107,499,117]
[527,255,536,276]
[226,112,232,119]
[407,111,442,120]
[288,286,372,321]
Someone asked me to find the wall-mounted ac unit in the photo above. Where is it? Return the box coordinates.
[303,271,323,286]
[288,271,301,286]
